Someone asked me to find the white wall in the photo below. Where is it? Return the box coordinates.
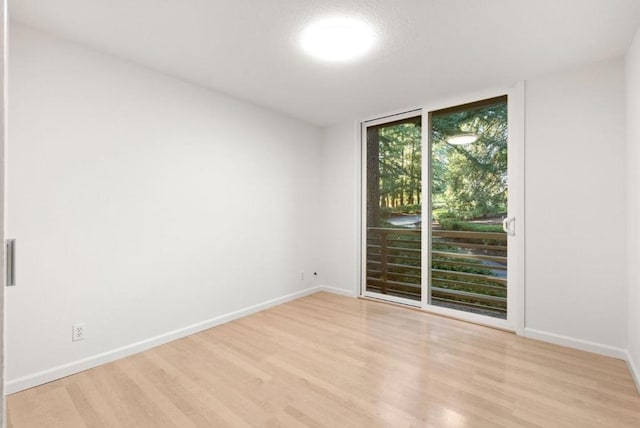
[318,121,359,296]
[626,27,640,386]
[7,24,323,391]
[524,59,627,354]
[320,58,629,357]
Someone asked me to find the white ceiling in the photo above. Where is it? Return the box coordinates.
[9,0,640,126]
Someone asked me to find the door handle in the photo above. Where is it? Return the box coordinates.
[6,239,15,286]
[502,217,516,236]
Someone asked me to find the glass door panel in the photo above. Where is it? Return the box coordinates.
[429,96,509,319]
[365,114,422,303]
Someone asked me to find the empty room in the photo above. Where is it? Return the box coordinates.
[2,0,640,427]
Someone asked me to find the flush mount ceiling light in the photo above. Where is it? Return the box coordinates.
[447,133,479,146]
[301,18,375,61]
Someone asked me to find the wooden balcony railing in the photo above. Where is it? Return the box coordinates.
[366,227,507,319]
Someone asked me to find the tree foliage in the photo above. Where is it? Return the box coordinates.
[366,118,421,227]
[431,100,508,220]
[367,100,507,226]
[378,122,421,210]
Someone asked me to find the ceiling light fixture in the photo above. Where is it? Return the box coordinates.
[301,17,375,61]
[447,134,478,146]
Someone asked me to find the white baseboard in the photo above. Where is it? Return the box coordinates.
[318,284,358,298]
[624,350,640,395]
[6,285,326,394]
[524,328,628,360]
[524,329,640,395]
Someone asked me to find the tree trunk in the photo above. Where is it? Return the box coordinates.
[367,127,381,227]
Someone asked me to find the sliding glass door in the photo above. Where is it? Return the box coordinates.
[363,112,423,306]
[429,96,509,320]
[362,92,520,330]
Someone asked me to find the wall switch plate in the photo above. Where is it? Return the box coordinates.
[72,323,86,341]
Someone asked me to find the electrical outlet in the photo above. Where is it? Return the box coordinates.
[72,323,86,341]
[300,271,305,280]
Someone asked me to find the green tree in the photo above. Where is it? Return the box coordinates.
[377,121,421,211]
[431,100,507,220]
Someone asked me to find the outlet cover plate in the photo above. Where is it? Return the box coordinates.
[72,323,86,341]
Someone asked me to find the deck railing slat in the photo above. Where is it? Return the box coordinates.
[366,226,508,318]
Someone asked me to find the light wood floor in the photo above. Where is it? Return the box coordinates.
[7,292,640,427]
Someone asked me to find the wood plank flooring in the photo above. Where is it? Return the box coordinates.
[7,292,640,427]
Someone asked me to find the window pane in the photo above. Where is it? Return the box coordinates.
[430,96,508,318]
[365,115,422,301]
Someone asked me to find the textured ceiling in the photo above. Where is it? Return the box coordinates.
[9,0,640,126]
